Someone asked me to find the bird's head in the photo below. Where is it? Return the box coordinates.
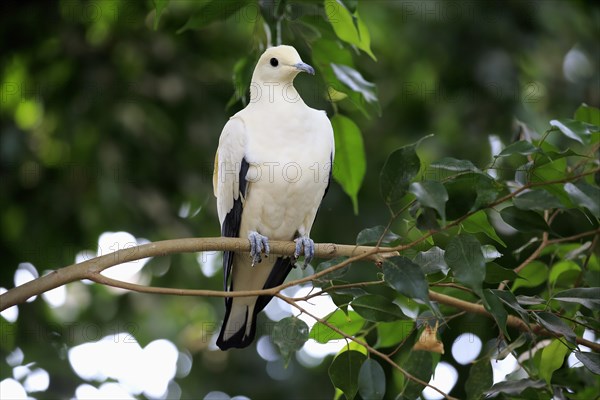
[251,45,315,84]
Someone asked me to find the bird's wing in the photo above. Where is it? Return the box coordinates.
[214,117,248,290]
[323,125,335,200]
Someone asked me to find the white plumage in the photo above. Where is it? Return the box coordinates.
[213,45,334,350]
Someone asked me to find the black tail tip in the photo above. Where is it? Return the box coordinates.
[216,330,255,350]
[216,319,256,350]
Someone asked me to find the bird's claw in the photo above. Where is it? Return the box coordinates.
[248,231,270,267]
[294,236,314,269]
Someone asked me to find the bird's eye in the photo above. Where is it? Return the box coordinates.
[270,58,279,67]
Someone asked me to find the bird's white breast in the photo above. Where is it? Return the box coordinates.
[238,104,333,239]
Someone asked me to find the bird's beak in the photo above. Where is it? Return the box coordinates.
[294,62,315,75]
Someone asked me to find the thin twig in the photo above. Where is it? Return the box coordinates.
[430,282,476,295]
[498,232,549,290]
[292,280,385,302]
[428,290,600,352]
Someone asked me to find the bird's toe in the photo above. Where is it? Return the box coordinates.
[304,238,315,267]
[248,231,269,266]
[294,236,314,269]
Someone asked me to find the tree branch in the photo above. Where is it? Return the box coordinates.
[428,290,600,352]
[3,231,599,355]
[1,237,395,311]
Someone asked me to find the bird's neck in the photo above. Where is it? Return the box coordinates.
[249,79,304,106]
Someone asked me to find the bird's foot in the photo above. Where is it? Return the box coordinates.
[248,231,270,267]
[294,236,315,269]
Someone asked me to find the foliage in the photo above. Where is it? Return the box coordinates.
[1,1,599,400]
[315,103,600,399]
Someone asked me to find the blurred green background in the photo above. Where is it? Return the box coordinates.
[1,0,598,399]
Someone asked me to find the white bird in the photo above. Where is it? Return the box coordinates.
[213,45,334,350]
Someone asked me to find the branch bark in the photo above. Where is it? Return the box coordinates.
[0,237,394,311]
[429,291,600,353]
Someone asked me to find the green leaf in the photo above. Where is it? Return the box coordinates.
[271,317,309,366]
[331,63,379,110]
[516,295,545,305]
[330,291,353,314]
[383,257,431,307]
[326,281,366,314]
[313,39,355,67]
[530,158,574,207]
[350,295,406,322]
[414,246,449,275]
[177,0,251,33]
[472,174,503,210]
[401,351,433,399]
[312,39,380,117]
[310,310,365,343]
[540,339,569,384]
[483,290,510,338]
[315,256,349,281]
[340,0,358,14]
[575,315,600,332]
[550,118,597,144]
[429,157,480,173]
[493,334,528,360]
[329,350,367,400]
[535,312,576,344]
[489,289,529,322]
[553,288,600,311]
[548,260,581,288]
[484,379,546,396]
[415,207,440,231]
[332,114,366,214]
[500,206,549,232]
[564,182,600,218]
[445,234,486,295]
[575,104,600,126]
[465,357,493,400]
[324,0,376,60]
[358,359,386,400]
[380,139,426,206]
[485,263,517,283]
[534,148,583,168]
[152,0,170,30]
[461,210,507,247]
[574,352,600,375]
[513,189,565,211]
[375,320,414,348]
[496,141,540,157]
[226,54,256,108]
[356,226,400,245]
[408,181,449,224]
[512,261,548,291]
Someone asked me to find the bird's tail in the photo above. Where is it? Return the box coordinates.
[216,256,293,350]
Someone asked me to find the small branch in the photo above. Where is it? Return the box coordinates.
[498,232,549,290]
[547,228,600,245]
[496,228,600,291]
[89,273,279,298]
[429,290,600,353]
[291,280,385,302]
[430,282,476,295]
